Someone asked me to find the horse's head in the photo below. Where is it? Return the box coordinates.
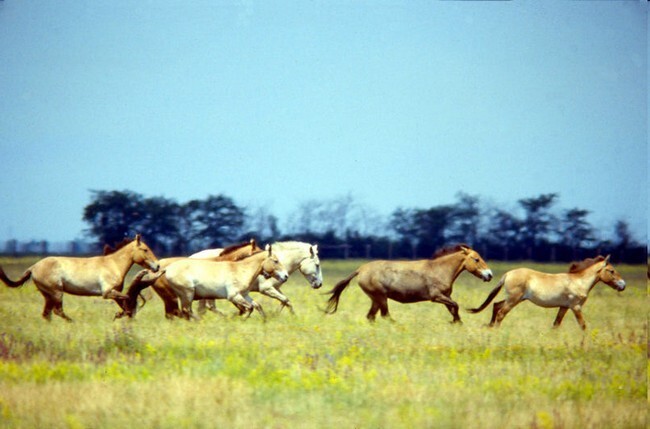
[298,245,323,289]
[260,244,289,283]
[131,234,160,272]
[460,246,493,282]
[597,255,626,291]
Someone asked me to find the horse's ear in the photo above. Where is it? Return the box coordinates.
[135,234,142,244]
[265,244,272,255]
[250,238,256,248]
[460,246,470,254]
[604,255,611,264]
[310,246,315,257]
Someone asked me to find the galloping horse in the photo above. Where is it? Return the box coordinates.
[0,234,160,321]
[120,239,262,318]
[163,244,289,320]
[325,245,493,322]
[468,255,625,330]
[196,241,323,315]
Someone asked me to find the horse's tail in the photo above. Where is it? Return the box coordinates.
[0,266,31,288]
[467,276,505,313]
[324,270,359,314]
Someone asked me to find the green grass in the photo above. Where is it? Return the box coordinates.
[0,258,646,428]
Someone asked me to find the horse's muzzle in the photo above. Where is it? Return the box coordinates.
[148,262,160,273]
[481,270,494,282]
[276,271,289,283]
[616,280,626,291]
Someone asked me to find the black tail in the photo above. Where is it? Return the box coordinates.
[467,277,505,313]
[324,270,359,314]
[0,266,31,288]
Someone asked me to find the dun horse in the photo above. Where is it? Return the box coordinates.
[325,245,493,322]
[467,255,625,330]
[196,241,323,315]
[162,244,289,320]
[120,239,262,318]
[0,234,160,321]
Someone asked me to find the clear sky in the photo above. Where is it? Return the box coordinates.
[0,1,647,244]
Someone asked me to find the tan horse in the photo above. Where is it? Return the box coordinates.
[325,245,493,322]
[163,244,288,320]
[120,239,262,318]
[467,255,626,330]
[0,234,160,321]
[195,241,324,316]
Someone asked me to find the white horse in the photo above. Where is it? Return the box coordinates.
[164,244,289,320]
[192,241,323,315]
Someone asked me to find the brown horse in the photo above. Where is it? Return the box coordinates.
[0,234,160,321]
[325,245,493,322]
[120,239,262,318]
[467,255,625,330]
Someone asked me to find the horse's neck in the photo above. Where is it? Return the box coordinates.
[570,265,602,294]
[239,254,267,286]
[430,252,466,285]
[103,244,136,276]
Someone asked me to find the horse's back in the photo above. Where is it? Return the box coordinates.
[189,249,223,259]
[503,268,572,305]
[30,256,99,280]
[357,260,434,291]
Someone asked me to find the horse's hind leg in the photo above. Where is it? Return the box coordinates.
[489,300,504,326]
[42,298,55,321]
[53,301,73,322]
[553,307,569,328]
[492,299,521,327]
[366,300,380,321]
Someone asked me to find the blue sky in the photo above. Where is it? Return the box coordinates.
[0,1,646,244]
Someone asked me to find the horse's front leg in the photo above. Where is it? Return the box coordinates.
[570,305,587,330]
[258,282,294,314]
[430,292,461,324]
[243,293,266,320]
[230,294,255,319]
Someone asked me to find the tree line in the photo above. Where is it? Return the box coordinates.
[77,190,645,264]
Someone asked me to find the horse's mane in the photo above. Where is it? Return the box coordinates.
[220,239,260,256]
[431,244,470,260]
[568,256,606,273]
[103,238,134,255]
[271,241,308,249]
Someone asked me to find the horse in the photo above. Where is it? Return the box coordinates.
[163,244,289,320]
[0,234,160,321]
[467,255,625,330]
[196,241,323,315]
[325,244,493,322]
[119,239,262,319]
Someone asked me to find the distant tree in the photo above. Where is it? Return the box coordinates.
[447,193,482,246]
[487,208,523,260]
[561,208,594,257]
[137,196,180,253]
[245,205,281,243]
[413,205,454,256]
[390,207,418,257]
[190,195,246,248]
[83,190,145,246]
[518,193,559,258]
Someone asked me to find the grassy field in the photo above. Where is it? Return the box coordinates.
[0,257,646,428]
